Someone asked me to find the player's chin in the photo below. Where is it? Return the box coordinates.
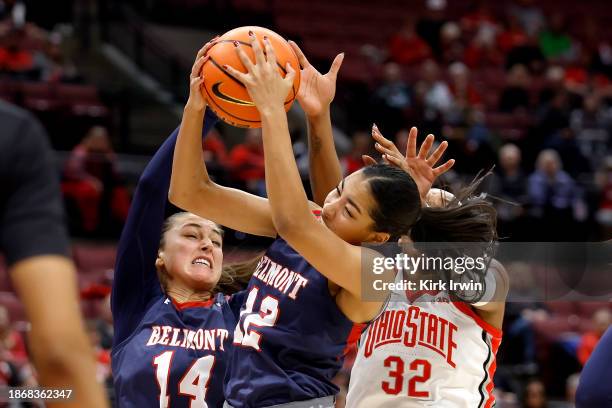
[187,267,221,290]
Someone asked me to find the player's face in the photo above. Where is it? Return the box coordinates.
[322,171,379,245]
[160,215,224,292]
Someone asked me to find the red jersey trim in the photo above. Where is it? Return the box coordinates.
[451,301,503,338]
[171,297,215,310]
[343,323,366,356]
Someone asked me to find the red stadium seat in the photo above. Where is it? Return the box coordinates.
[0,292,26,322]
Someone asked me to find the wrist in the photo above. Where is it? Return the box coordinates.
[306,106,331,125]
[259,105,286,120]
[185,101,206,114]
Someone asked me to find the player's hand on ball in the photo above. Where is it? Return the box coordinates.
[288,40,343,118]
[369,125,455,200]
[186,37,218,111]
[225,32,296,115]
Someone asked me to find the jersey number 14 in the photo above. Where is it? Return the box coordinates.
[153,351,215,408]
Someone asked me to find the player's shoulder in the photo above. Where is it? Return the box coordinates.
[0,99,31,121]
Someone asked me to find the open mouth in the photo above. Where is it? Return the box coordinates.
[192,257,212,268]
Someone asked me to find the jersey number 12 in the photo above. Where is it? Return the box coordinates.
[233,286,280,350]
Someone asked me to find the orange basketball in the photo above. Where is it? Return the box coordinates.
[201,26,301,128]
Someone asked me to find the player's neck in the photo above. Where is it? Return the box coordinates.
[166,286,212,303]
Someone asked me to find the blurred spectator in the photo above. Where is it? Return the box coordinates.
[577,308,612,366]
[372,62,412,135]
[340,131,372,175]
[0,28,36,78]
[460,0,499,35]
[570,94,612,167]
[447,62,481,124]
[39,33,81,83]
[539,66,566,105]
[527,150,583,240]
[522,378,548,408]
[498,262,544,371]
[202,127,229,184]
[544,127,592,180]
[595,157,612,232]
[415,59,453,117]
[86,320,112,384]
[497,14,529,54]
[388,18,431,65]
[508,0,545,37]
[416,0,448,57]
[0,0,26,27]
[539,13,576,62]
[439,22,464,64]
[505,36,546,74]
[499,64,531,113]
[463,22,504,68]
[490,144,528,238]
[229,128,266,196]
[0,305,27,366]
[62,126,131,235]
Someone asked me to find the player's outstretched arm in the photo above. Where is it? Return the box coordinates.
[112,112,218,345]
[224,33,387,323]
[169,41,277,238]
[288,41,344,206]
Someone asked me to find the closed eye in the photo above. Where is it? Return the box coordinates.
[344,207,354,218]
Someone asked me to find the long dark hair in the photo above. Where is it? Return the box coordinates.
[362,164,422,240]
[363,165,497,302]
[410,173,498,302]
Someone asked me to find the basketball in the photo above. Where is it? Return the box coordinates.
[201,26,301,128]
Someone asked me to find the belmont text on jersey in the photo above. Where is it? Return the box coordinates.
[363,306,458,368]
[251,255,309,299]
[146,325,229,351]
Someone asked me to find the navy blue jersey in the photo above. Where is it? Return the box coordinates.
[111,112,243,407]
[112,294,237,408]
[225,234,364,408]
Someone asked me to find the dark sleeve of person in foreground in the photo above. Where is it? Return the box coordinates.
[0,100,70,265]
[112,109,218,347]
[576,326,612,408]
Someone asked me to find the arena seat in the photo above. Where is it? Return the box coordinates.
[0,292,26,322]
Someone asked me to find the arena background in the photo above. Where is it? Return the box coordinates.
[1,0,611,406]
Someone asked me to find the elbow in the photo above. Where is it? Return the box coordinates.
[274,215,309,242]
[168,179,210,210]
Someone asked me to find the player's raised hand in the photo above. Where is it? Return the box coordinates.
[225,32,296,115]
[186,36,218,111]
[289,40,343,118]
[370,125,455,200]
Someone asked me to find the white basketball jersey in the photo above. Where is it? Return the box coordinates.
[346,285,502,408]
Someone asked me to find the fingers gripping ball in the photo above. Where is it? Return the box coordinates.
[201,26,301,128]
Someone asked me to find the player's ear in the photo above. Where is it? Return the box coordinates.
[370,232,390,244]
[155,252,165,269]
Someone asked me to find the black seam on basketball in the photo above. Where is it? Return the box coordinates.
[211,41,298,96]
[209,57,247,89]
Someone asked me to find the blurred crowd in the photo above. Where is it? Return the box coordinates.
[360,0,612,243]
[0,0,81,83]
